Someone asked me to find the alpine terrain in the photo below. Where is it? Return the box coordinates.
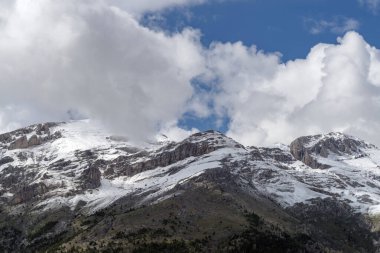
[1,120,380,252]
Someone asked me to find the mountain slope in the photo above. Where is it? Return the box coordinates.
[0,121,380,252]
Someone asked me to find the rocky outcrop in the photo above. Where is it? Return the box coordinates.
[291,133,371,158]
[11,183,49,204]
[1,122,61,150]
[0,122,55,145]
[28,134,41,146]
[143,141,218,167]
[0,165,24,189]
[108,131,237,177]
[0,133,12,144]
[0,156,14,166]
[8,136,29,150]
[8,131,62,150]
[35,123,54,135]
[80,166,102,189]
[289,133,366,169]
[318,135,371,156]
[290,138,325,169]
[259,147,294,163]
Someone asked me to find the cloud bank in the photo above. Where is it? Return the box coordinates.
[1,0,380,147]
[0,0,205,142]
[205,32,380,146]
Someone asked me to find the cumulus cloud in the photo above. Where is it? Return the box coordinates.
[1,1,380,148]
[203,32,380,146]
[0,0,205,142]
[305,17,360,35]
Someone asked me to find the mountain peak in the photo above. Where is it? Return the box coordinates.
[289,131,376,169]
[185,130,244,150]
[303,132,373,152]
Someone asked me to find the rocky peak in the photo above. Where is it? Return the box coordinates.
[185,130,244,149]
[105,130,245,178]
[290,132,374,169]
[0,122,62,150]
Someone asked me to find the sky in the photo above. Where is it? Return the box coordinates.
[154,0,380,60]
[0,0,380,146]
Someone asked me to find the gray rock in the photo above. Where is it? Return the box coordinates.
[35,123,52,135]
[80,166,102,189]
[0,156,14,166]
[28,134,41,147]
[108,132,232,177]
[8,136,28,150]
[7,128,62,150]
[11,183,49,204]
[17,152,28,161]
[259,147,294,163]
[288,134,361,169]
[0,133,12,144]
[290,133,371,164]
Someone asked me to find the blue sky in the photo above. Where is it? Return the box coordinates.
[147,0,379,60]
[142,0,380,133]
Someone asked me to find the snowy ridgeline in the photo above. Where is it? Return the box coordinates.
[1,120,380,215]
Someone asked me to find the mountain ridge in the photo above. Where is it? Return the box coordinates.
[1,120,380,252]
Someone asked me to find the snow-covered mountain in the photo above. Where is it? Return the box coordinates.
[1,120,380,252]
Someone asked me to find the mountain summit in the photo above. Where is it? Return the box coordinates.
[1,121,380,252]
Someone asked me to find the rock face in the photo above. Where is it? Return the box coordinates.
[107,130,241,177]
[8,131,61,150]
[0,133,12,143]
[35,123,52,135]
[2,122,61,150]
[27,135,41,147]
[0,156,14,166]
[8,136,29,150]
[289,138,324,169]
[289,132,371,169]
[11,183,49,204]
[112,142,218,177]
[259,147,294,163]
[80,166,102,189]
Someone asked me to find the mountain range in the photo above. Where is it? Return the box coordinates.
[1,120,380,252]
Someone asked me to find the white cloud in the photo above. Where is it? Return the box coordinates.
[306,17,360,35]
[109,0,206,17]
[203,32,380,146]
[157,121,199,142]
[1,1,380,148]
[0,0,205,142]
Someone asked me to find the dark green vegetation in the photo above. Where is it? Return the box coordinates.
[0,171,378,253]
